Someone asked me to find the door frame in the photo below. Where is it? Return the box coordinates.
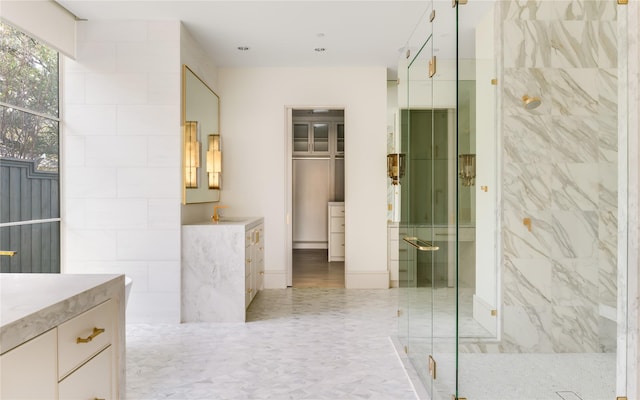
[284,106,346,287]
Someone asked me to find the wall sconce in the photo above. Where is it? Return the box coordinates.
[387,153,405,185]
[206,134,222,189]
[458,153,476,186]
[184,121,200,188]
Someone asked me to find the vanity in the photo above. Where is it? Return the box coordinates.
[0,273,125,399]
[181,217,264,323]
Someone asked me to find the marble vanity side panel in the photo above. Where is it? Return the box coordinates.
[181,225,246,323]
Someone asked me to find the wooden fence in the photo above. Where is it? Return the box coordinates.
[0,158,60,273]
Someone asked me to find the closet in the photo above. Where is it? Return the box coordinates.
[292,109,344,251]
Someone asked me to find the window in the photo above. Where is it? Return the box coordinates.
[0,21,60,273]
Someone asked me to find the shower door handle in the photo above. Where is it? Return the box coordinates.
[402,237,439,252]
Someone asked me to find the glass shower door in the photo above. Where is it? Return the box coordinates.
[398,1,459,398]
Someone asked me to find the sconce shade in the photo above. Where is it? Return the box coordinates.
[206,134,222,189]
[387,153,406,185]
[184,121,200,188]
[458,153,476,186]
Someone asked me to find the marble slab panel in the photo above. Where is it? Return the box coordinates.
[501,1,555,21]
[549,68,599,116]
[599,68,618,115]
[598,22,618,68]
[549,116,599,162]
[503,162,552,212]
[503,116,553,164]
[503,209,553,259]
[550,21,598,68]
[502,305,554,352]
[554,1,617,21]
[503,255,552,307]
[551,304,599,352]
[598,116,618,163]
[549,210,598,258]
[550,258,598,307]
[550,163,599,211]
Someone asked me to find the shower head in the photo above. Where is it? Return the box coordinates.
[522,95,542,110]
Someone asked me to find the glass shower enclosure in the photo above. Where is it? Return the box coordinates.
[396,1,625,399]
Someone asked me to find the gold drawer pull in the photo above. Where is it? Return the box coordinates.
[76,327,105,344]
[0,251,17,257]
[94,398,106,400]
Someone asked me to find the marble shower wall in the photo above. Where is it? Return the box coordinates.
[499,0,617,353]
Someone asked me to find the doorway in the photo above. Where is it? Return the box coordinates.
[287,108,345,288]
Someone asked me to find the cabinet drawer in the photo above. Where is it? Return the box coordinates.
[329,205,345,217]
[58,299,115,379]
[330,217,345,233]
[330,233,345,257]
[1,328,58,400]
[59,346,112,400]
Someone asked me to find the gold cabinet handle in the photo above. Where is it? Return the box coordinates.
[260,271,264,275]
[0,251,17,257]
[76,327,105,344]
[403,237,439,251]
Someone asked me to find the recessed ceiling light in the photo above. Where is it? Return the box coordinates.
[314,47,326,52]
[237,46,250,51]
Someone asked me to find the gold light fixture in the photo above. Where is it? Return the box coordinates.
[387,153,406,185]
[184,121,200,188]
[206,134,222,189]
[458,154,476,186]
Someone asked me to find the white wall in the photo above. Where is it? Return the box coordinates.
[62,20,183,323]
[218,67,389,288]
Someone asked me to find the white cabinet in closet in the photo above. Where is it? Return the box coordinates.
[328,202,345,262]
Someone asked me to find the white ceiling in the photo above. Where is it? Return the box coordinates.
[56,0,496,80]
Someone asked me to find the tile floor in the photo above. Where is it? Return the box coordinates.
[126,288,418,399]
[127,286,617,400]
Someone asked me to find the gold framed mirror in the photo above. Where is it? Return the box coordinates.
[182,65,221,204]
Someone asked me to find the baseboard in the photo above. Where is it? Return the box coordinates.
[264,270,287,289]
[345,270,390,289]
[473,294,497,336]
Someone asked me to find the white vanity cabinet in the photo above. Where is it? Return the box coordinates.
[58,299,116,399]
[328,202,345,261]
[246,224,264,306]
[0,328,58,399]
[0,274,125,400]
[182,217,265,323]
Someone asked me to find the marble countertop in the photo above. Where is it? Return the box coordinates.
[0,273,124,354]
[184,217,263,230]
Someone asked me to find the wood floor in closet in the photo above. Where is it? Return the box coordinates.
[292,249,345,288]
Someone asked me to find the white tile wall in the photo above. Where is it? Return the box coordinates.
[63,20,182,323]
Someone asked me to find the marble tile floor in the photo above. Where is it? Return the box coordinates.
[397,343,616,400]
[127,287,616,400]
[126,288,418,399]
